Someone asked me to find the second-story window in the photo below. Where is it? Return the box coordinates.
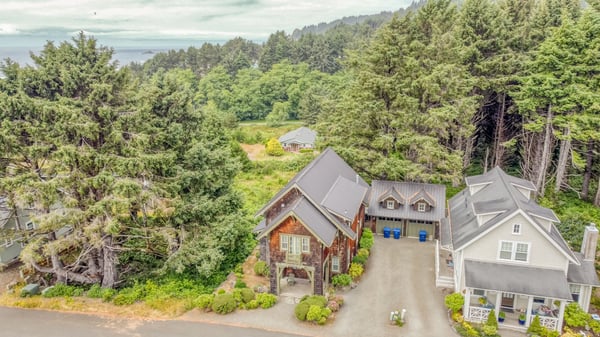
[499,240,529,262]
[418,203,426,212]
[512,223,521,235]
[280,234,310,254]
[386,200,394,209]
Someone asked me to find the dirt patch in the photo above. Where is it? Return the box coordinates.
[0,263,22,294]
[216,247,269,293]
[240,144,266,161]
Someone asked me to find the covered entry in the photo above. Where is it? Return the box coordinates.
[274,262,316,295]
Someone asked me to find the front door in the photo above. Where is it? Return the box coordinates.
[501,293,515,311]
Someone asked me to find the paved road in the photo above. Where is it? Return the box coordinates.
[0,306,304,337]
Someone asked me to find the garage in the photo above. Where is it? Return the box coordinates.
[375,218,403,235]
[406,220,434,240]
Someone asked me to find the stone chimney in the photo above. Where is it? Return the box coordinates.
[581,223,598,261]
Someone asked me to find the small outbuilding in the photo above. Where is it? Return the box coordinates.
[278,127,317,152]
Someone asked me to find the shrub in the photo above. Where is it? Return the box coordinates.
[233,288,255,304]
[42,284,84,298]
[212,293,237,314]
[348,263,364,280]
[444,293,464,313]
[234,280,247,289]
[256,293,277,309]
[332,274,352,287]
[360,229,374,250]
[352,254,367,265]
[195,294,214,310]
[246,299,259,309]
[217,289,226,295]
[253,261,270,276]
[295,302,310,320]
[101,288,117,302]
[87,284,115,301]
[113,286,145,306]
[357,248,369,258]
[265,138,284,156]
[486,309,498,329]
[481,323,497,336]
[528,315,543,336]
[452,312,464,323]
[564,302,589,327]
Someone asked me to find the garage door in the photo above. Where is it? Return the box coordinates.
[375,219,403,235]
[406,222,434,239]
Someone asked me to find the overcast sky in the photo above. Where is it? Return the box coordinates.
[1,0,413,44]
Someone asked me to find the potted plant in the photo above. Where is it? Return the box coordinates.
[518,313,526,325]
[498,311,505,323]
[478,296,487,305]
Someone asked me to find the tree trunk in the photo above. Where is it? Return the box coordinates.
[582,140,594,200]
[101,235,118,288]
[535,105,553,196]
[554,126,571,193]
[47,232,66,283]
[595,174,600,207]
[492,93,506,168]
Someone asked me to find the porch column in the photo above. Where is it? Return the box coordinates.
[525,296,534,327]
[464,288,471,320]
[495,292,502,316]
[557,300,567,332]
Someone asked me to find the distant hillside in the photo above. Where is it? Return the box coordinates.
[291,0,426,39]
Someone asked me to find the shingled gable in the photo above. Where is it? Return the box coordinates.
[377,187,405,204]
[447,166,577,263]
[278,126,317,145]
[254,147,369,241]
[409,188,436,207]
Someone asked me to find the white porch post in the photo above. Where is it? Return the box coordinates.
[495,292,502,316]
[525,296,534,327]
[464,288,471,320]
[557,300,567,332]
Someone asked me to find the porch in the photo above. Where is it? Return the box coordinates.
[465,289,564,331]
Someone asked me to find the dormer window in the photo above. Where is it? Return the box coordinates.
[512,224,521,235]
[418,203,426,212]
[386,200,395,209]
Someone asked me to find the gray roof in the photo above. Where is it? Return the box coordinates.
[465,260,572,300]
[278,127,317,145]
[377,187,405,203]
[256,196,338,246]
[367,180,446,222]
[568,252,600,286]
[448,167,575,262]
[322,175,368,222]
[255,148,369,243]
[440,218,452,248]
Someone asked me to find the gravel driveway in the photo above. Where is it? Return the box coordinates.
[181,236,456,337]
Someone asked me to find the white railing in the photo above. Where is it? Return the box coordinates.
[469,307,491,323]
[434,240,440,281]
[531,316,558,331]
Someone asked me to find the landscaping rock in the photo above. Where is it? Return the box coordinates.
[20,283,40,297]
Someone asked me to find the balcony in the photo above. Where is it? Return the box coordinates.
[286,253,302,264]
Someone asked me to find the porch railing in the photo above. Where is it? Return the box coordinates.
[531,315,558,330]
[468,307,491,323]
[286,253,302,264]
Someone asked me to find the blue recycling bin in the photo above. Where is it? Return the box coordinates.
[393,228,401,239]
[383,227,391,238]
[419,230,427,242]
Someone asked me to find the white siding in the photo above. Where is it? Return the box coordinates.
[462,212,568,271]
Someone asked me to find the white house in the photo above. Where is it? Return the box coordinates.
[438,167,599,331]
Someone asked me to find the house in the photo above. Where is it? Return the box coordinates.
[278,127,317,152]
[438,167,599,331]
[366,180,445,240]
[253,148,369,295]
[0,197,35,267]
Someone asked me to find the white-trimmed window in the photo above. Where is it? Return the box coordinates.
[332,256,340,272]
[570,284,581,301]
[418,203,426,212]
[280,234,309,254]
[386,200,395,209]
[473,289,485,296]
[280,234,289,251]
[512,223,521,235]
[25,221,34,230]
[499,240,530,262]
[301,237,310,253]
